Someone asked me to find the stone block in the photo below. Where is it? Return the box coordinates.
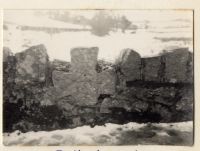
[116,48,141,81]
[164,48,192,83]
[142,56,162,82]
[97,69,116,95]
[15,44,49,84]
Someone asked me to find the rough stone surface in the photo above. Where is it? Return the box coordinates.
[70,47,98,106]
[176,87,193,112]
[56,96,76,115]
[97,69,116,95]
[186,52,193,83]
[96,60,114,73]
[3,47,12,62]
[72,117,82,127]
[151,104,172,122]
[164,48,192,83]
[131,101,149,112]
[142,56,162,82]
[71,47,98,75]
[41,87,59,106]
[100,98,112,113]
[116,48,141,81]
[15,44,49,84]
[131,86,178,106]
[52,70,73,89]
[3,47,16,104]
[100,96,133,113]
[52,47,99,106]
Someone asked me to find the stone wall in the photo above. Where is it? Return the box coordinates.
[3,45,193,132]
[113,48,193,122]
[116,48,193,83]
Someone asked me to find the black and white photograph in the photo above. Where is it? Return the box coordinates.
[2,9,194,146]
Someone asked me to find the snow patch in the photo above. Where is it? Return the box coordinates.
[3,121,193,146]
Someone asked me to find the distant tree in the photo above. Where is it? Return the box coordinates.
[119,16,132,33]
[90,11,114,36]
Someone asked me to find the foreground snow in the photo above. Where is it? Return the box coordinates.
[3,121,193,146]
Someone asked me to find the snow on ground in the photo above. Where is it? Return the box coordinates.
[3,121,193,146]
[4,10,89,29]
[3,26,193,62]
[3,10,193,62]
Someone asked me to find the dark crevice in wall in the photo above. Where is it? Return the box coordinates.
[140,58,145,81]
[158,55,166,82]
[107,107,163,123]
[126,80,192,88]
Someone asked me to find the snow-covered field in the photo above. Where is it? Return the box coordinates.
[3,26,193,62]
[3,121,193,146]
[3,10,193,62]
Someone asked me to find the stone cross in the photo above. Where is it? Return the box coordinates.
[52,47,116,106]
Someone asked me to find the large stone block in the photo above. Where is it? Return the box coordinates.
[72,81,97,106]
[70,47,99,106]
[15,44,49,84]
[116,48,141,81]
[52,70,96,106]
[97,69,116,95]
[164,48,192,83]
[52,47,99,106]
[142,56,162,82]
[71,47,98,75]
[52,70,74,89]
